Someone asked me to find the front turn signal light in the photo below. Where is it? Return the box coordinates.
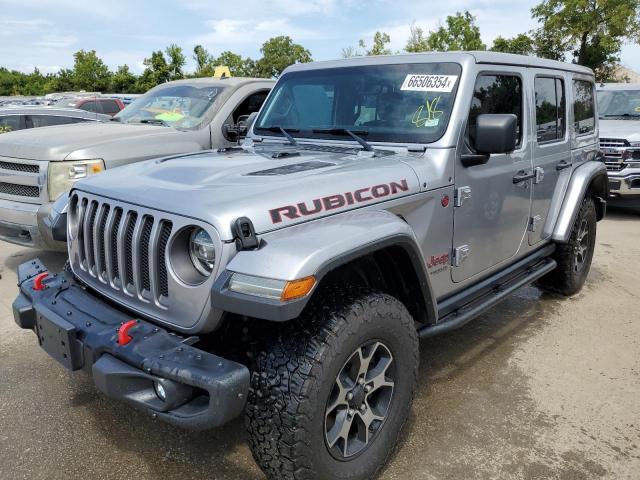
[281,276,316,302]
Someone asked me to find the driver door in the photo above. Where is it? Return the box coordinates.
[452,69,533,283]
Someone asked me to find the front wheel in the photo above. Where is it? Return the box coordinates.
[539,196,597,296]
[245,289,419,480]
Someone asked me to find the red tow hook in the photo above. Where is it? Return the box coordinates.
[32,272,49,291]
[117,320,138,346]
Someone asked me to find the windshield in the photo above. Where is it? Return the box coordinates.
[254,62,462,144]
[115,84,224,129]
[597,89,640,118]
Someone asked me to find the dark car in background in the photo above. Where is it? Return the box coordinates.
[55,97,125,117]
[0,106,109,132]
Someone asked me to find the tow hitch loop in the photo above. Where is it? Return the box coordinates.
[32,272,49,291]
[117,320,138,346]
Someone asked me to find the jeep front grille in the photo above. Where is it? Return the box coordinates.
[73,194,173,305]
[68,191,222,331]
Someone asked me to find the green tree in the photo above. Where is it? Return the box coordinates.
[425,11,486,51]
[255,36,312,78]
[359,31,392,56]
[214,51,256,77]
[491,34,536,55]
[531,0,640,79]
[165,44,186,80]
[193,45,215,76]
[110,65,137,93]
[72,49,111,92]
[405,23,429,53]
[137,50,170,91]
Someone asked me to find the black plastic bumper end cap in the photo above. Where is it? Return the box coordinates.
[13,293,36,329]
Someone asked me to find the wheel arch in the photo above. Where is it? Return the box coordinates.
[551,160,608,243]
[211,210,437,325]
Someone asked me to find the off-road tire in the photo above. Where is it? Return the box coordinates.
[245,288,419,480]
[539,196,597,296]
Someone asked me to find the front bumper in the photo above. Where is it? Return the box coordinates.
[13,259,250,430]
[607,169,640,207]
[0,198,65,250]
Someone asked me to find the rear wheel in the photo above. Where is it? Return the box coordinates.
[245,288,419,480]
[539,196,597,296]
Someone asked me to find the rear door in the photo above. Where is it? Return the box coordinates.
[528,72,570,245]
[452,69,533,283]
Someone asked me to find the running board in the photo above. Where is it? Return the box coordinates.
[418,256,557,338]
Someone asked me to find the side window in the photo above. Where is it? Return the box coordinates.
[572,80,595,135]
[101,100,121,115]
[28,115,74,128]
[469,74,523,148]
[231,90,270,124]
[80,101,98,113]
[0,115,22,132]
[535,77,566,143]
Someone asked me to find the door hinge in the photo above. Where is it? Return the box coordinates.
[528,215,543,232]
[452,245,471,267]
[534,167,545,184]
[454,186,472,207]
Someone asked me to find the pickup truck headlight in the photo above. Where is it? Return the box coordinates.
[48,159,105,201]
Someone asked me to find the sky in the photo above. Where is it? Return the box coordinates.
[1,0,639,75]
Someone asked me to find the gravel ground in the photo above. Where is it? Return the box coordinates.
[0,210,638,480]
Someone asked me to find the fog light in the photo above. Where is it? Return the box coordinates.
[154,381,167,401]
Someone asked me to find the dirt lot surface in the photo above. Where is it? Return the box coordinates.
[0,210,638,480]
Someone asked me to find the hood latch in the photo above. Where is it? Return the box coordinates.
[232,217,260,251]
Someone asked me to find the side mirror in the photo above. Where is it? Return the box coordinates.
[474,114,518,154]
[222,112,260,144]
[244,111,259,135]
[462,114,518,168]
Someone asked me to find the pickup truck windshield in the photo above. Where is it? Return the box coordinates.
[598,89,640,118]
[254,62,462,144]
[115,84,224,129]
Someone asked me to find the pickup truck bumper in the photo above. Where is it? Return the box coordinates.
[607,170,640,208]
[12,259,250,430]
[0,198,65,250]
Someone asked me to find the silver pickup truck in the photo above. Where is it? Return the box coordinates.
[0,77,273,249]
[597,83,640,209]
[13,52,607,480]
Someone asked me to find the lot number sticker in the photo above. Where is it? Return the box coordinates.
[401,74,458,92]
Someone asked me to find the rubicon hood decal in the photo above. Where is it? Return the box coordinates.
[269,179,409,224]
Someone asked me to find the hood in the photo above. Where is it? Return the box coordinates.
[599,119,640,143]
[74,147,421,240]
[0,122,185,161]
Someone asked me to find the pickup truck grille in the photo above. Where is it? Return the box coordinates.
[0,182,40,197]
[72,193,173,305]
[0,158,44,203]
[599,138,629,172]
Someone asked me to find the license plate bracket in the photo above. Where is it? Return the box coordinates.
[35,308,84,370]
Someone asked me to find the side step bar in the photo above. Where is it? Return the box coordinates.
[418,252,557,338]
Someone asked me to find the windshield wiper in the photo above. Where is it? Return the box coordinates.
[312,128,373,152]
[140,118,169,126]
[109,117,121,122]
[261,126,299,146]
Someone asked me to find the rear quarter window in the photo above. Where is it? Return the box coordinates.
[572,80,595,135]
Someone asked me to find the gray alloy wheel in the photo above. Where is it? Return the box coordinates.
[324,341,396,460]
[573,218,590,273]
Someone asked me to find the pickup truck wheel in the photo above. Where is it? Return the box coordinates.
[539,196,597,296]
[245,288,418,480]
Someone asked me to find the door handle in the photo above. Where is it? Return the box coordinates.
[513,170,536,184]
[556,161,573,171]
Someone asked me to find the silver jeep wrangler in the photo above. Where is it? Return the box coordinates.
[13,52,607,480]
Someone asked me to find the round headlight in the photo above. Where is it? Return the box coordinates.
[189,228,215,275]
